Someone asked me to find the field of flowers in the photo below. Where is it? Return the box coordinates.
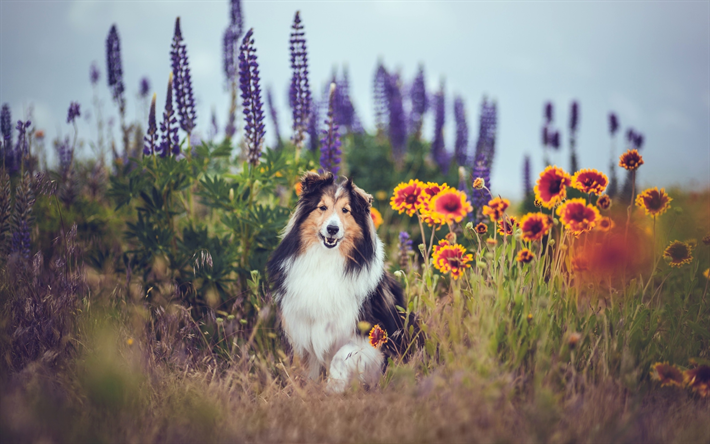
[1,1,709,442]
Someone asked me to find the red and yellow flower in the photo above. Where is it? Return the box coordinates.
[596,216,614,232]
[516,248,535,264]
[556,198,600,234]
[391,179,426,216]
[650,362,684,388]
[534,166,572,209]
[596,194,611,210]
[572,169,608,195]
[472,177,485,189]
[519,213,553,242]
[497,216,517,236]
[474,222,488,235]
[482,197,510,222]
[432,242,473,280]
[619,149,644,171]
[370,207,383,230]
[368,325,389,349]
[422,188,472,225]
[663,241,693,267]
[635,187,672,217]
[684,365,710,398]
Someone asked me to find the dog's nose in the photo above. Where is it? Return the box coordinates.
[327,225,339,236]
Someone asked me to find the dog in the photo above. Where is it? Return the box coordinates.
[267,171,414,392]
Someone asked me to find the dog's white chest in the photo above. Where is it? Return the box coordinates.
[279,245,380,363]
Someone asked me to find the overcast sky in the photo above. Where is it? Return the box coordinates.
[1,0,708,199]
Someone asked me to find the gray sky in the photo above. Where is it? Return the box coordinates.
[1,0,708,199]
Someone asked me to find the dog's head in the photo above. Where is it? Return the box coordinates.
[288,171,374,260]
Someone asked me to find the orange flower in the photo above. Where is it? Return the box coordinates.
[596,217,614,232]
[370,207,383,230]
[432,243,473,280]
[422,182,450,201]
[650,362,684,388]
[390,179,426,216]
[572,169,608,195]
[432,238,450,256]
[619,149,644,171]
[534,166,572,209]
[474,222,488,235]
[497,216,517,236]
[534,199,542,208]
[664,241,693,267]
[571,255,589,272]
[519,213,553,242]
[596,195,611,210]
[684,365,710,398]
[368,325,389,348]
[294,182,303,196]
[423,188,472,225]
[516,248,534,264]
[485,238,497,247]
[635,187,672,217]
[556,198,600,234]
[482,197,509,222]
[472,177,485,189]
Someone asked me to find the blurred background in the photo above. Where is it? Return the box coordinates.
[1,0,708,199]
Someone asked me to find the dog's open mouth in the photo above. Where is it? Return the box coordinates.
[319,233,339,249]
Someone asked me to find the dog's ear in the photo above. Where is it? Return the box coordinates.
[300,171,334,196]
[344,177,373,211]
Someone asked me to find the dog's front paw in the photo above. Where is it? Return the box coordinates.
[327,340,384,393]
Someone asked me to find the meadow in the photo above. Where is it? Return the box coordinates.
[1,2,709,442]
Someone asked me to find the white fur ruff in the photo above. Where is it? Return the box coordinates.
[277,238,385,390]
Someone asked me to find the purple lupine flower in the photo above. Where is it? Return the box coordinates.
[139,77,151,98]
[11,219,31,260]
[373,62,388,133]
[431,86,448,172]
[55,136,73,173]
[90,62,100,86]
[385,73,406,164]
[144,93,158,155]
[626,128,636,145]
[1,104,11,148]
[289,10,311,148]
[15,120,31,157]
[409,66,428,137]
[266,87,283,150]
[470,154,490,219]
[523,155,532,196]
[453,95,468,166]
[550,130,560,150]
[67,102,81,124]
[569,100,579,132]
[106,25,125,115]
[609,112,619,135]
[634,133,644,149]
[544,101,553,124]
[333,67,357,131]
[398,231,413,270]
[307,97,320,152]
[223,0,243,83]
[542,125,549,147]
[158,74,179,157]
[320,83,342,176]
[239,28,265,166]
[470,98,497,219]
[171,18,197,134]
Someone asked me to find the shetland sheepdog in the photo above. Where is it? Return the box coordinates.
[267,172,413,392]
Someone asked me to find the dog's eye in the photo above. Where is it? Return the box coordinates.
[342,208,349,214]
[319,205,327,211]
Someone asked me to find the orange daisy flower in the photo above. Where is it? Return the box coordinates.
[423,188,472,225]
[571,255,589,272]
[482,197,510,222]
[596,217,614,232]
[596,194,611,210]
[497,216,517,236]
[556,198,601,234]
[390,179,426,216]
[534,166,572,209]
[422,182,450,201]
[635,187,672,217]
[432,238,450,256]
[650,362,684,388]
[519,213,553,242]
[516,248,534,264]
[572,169,608,195]
[684,365,710,398]
[370,207,383,230]
[472,177,485,189]
[368,325,389,348]
[663,241,693,267]
[432,243,473,280]
[294,181,303,196]
[619,149,644,171]
[474,222,488,235]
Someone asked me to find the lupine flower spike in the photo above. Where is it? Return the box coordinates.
[171,18,197,136]
[289,11,311,150]
[431,85,448,172]
[409,65,428,138]
[239,28,266,167]
[454,96,469,166]
[144,93,158,155]
[385,73,406,165]
[67,102,81,124]
[320,83,342,175]
[158,73,179,157]
[106,25,125,116]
